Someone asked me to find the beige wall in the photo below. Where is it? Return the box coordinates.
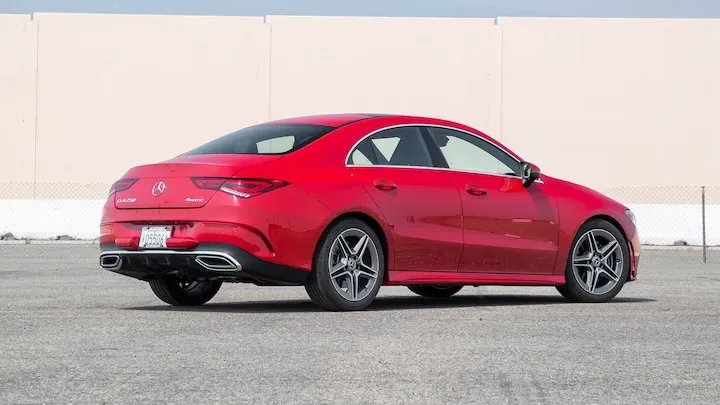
[32,13,270,198]
[1,13,718,200]
[0,14,37,198]
[267,15,502,134]
[499,17,720,191]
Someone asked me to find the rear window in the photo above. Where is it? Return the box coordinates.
[182,123,336,155]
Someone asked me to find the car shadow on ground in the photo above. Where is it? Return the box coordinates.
[124,294,656,313]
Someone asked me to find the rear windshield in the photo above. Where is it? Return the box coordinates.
[182,123,336,155]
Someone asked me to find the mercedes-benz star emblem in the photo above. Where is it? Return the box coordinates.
[151,181,166,197]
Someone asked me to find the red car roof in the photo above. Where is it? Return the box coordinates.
[266,113,387,127]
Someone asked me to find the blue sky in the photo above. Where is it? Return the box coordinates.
[2,0,720,18]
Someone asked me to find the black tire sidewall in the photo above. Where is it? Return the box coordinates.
[311,218,385,310]
[408,285,463,298]
[150,277,222,306]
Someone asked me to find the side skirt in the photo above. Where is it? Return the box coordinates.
[386,271,565,286]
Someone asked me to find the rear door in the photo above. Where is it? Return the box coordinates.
[422,126,560,275]
[346,126,463,273]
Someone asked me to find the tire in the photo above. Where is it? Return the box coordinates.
[149,276,222,306]
[407,285,463,298]
[305,218,385,311]
[556,218,629,303]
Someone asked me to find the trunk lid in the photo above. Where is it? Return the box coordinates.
[113,154,282,209]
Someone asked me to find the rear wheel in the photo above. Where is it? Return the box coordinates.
[305,218,385,311]
[149,276,222,306]
[407,285,463,298]
[556,219,629,303]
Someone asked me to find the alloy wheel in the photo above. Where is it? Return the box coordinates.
[328,228,380,302]
[571,229,624,295]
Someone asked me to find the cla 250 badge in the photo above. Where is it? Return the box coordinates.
[116,198,137,204]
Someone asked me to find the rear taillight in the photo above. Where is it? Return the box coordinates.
[191,178,226,190]
[220,179,288,198]
[108,178,138,196]
[191,177,288,199]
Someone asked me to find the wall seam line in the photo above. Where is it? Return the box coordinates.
[498,21,504,143]
[32,17,40,199]
[267,19,273,121]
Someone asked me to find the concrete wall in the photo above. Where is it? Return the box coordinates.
[499,17,720,192]
[267,15,502,135]
[32,13,271,199]
[0,14,37,199]
[2,13,719,199]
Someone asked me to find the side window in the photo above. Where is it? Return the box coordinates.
[427,127,521,176]
[347,126,433,167]
[256,136,295,153]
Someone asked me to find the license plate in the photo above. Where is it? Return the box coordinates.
[139,226,173,249]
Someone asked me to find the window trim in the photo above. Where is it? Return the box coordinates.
[345,123,524,179]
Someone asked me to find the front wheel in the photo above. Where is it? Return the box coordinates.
[407,285,463,298]
[556,219,629,303]
[149,276,222,306]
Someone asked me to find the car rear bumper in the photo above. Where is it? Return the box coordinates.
[99,242,310,286]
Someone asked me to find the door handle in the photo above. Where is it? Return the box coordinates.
[464,184,487,196]
[373,180,397,191]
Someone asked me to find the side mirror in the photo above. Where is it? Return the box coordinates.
[520,161,541,187]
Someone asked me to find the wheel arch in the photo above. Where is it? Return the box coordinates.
[584,214,629,242]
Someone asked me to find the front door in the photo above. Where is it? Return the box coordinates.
[423,126,560,275]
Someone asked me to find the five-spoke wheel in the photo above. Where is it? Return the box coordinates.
[328,228,381,302]
[557,219,629,303]
[305,218,385,311]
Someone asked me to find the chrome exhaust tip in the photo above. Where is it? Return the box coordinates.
[195,254,239,271]
[100,254,122,270]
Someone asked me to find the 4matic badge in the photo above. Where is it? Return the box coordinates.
[116,198,136,204]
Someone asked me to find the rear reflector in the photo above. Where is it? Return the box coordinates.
[191,177,288,199]
[108,178,138,196]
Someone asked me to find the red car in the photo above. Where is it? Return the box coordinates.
[99,113,640,311]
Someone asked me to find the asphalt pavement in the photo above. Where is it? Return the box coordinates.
[1,244,719,404]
